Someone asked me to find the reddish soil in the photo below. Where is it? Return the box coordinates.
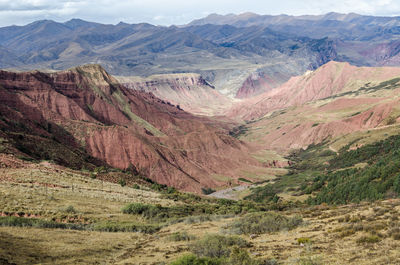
[0,65,262,193]
[228,61,400,120]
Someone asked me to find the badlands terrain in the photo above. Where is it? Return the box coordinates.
[1,12,400,265]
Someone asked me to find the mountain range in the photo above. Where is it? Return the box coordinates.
[2,12,399,99]
[3,12,400,264]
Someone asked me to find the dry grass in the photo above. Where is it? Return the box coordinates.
[2,157,400,264]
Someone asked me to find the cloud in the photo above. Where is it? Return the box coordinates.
[0,0,398,27]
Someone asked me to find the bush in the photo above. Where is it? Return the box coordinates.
[0,216,160,234]
[170,247,268,265]
[0,216,84,230]
[119,179,126,187]
[356,234,381,244]
[202,187,216,195]
[132,184,140,189]
[169,254,222,265]
[168,231,196,242]
[226,212,303,235]
[297,237,312,244]
[190,234,250,258]
[92,222,161,233]
[227,247,261,265]
[64,205,77,214]
[122,202,154,215]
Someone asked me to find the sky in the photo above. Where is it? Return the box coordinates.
[0,0,399,27]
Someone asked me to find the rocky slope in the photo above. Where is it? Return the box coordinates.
[0,65,263,192]
[232,62,400,152]
[116,73,233,116]
[229,61,400,120]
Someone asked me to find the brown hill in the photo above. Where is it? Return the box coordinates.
[0,65,262,193]
[228,61,400,121]
[116,73,233,116]
[232,62,400,152]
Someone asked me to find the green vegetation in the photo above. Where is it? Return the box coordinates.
[238,178,252,183]
[121,200,265,221]
[0,216,161,234]
[168,231,196,242]
[247,133,400,205]
[190,234,250,258]
[225,212,302,235]
[305,134,400,204]
[246,142,335,204]
[171,234,271,265]
[297,237,312,244]
[170,254,222,265]
[356,234,381,244]
[118,178,126,187]
[202,187,216,195]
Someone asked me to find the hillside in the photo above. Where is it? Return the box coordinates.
[229,61,400,120]
[0,65,270,193]
[229,62,400,152]
[116,73,234,116]
[3,12,400,265]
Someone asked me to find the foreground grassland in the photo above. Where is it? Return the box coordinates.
[1,155,400,264]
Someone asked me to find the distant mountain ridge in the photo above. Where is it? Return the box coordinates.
[0,13,399,99]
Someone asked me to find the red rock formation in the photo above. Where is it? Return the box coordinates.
[228,61,400,120]
[0,65,261,193]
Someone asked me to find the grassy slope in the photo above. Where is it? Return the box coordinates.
[1,154,400,264]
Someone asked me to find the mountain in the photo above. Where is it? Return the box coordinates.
[187,12,400,41]
[187,12,400,70]
[228,61,400,120]
[230,61,400,152]
[0,18,338,98]
[1,14,399,100]
[0,65,266,192]
[116,73,233,116]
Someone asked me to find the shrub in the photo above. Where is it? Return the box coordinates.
[297,237,312,244]
[356,234,381,244]
[184,215,213,224]
[190,234,250,258]
[228,247,261,265]
[0,216,84,230]
[226,212,303,235]
[119,179,126,187]
[92,222,161,233]
[169,254,222,265]
[64,205,77,214]
[238,178,252,183]
[0,217,160,234]
[168,231,196,242]
[202,187,216,195]
[122,203,153,215]
[132,184,140,189]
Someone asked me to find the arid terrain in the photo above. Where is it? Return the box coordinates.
[1,10,400,265]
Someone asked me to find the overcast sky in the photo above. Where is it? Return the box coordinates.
[0,0,399,27]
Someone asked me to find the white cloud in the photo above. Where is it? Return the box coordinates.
[0,0,399,27]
